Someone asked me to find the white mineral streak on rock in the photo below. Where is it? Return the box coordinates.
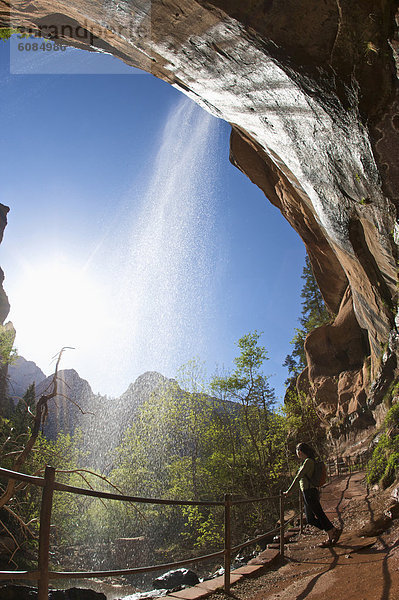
[151,19,386,254]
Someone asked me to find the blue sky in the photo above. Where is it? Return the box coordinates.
[0,38,306,401]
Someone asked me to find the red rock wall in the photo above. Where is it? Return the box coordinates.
[0,204,10,325]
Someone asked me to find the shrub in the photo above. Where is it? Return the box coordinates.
[385,401,399,429]
[0,28,19,41]
[367,433,391,486]
[366,401,399,488]
[380,449,399,489]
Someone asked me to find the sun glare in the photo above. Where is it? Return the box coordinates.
[8,258,108,370]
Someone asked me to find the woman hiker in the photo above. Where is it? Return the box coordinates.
[283,442,342,547]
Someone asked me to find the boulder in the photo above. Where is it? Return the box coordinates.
[152,568,200,590]
[0,585,38,600]
[0,585,106,600]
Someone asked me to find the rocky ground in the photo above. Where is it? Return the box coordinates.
[208,473,399,600]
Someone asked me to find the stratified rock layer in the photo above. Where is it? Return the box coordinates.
[0,1,398,444]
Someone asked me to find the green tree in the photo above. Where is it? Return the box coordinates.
[284,255,330,380]
[108,368,225,555]
[0,324,17,366]
[0,28,20,41]
[210,331,282,496]
[209,332,290,542]
[112,360,226,502]
[0,349,110,566]
[109,343,290,555]
[282,387,325,458]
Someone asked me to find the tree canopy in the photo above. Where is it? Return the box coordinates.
[284,255,330,382]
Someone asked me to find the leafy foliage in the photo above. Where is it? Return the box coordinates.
[0,324,17,366]
[181,505,223,550]
[282,387,325,457]
[0,357,113,568]
[367,403,399,488]
[104,334,291,554]
[0,413,87,566]
[0,28,20,41]
[284,255,330,382]
[210,331,283,495]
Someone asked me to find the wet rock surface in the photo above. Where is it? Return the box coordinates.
[152,568,200,590]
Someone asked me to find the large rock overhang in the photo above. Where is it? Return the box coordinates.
[1,0,398,428]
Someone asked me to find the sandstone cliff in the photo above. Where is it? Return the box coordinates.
[0,1,398,450]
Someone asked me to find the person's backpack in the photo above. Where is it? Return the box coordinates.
[310,459,327,488]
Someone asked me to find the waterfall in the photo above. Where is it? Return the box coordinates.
[74,95,221,474]
[50,96,222,597]
[110,96,220,383]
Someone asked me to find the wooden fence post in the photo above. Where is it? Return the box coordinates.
[224,494,231,594]
[279,491,284,559]
[38,465,56,600]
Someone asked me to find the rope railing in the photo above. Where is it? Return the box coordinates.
[230,523,281,554]
[0,549,226,580]
[0,466,288,598]
[326,452,370,478]
[0,466,224,506]
[0,459,366,598]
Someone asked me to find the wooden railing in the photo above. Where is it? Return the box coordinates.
[0,458,368,598]
[0,466,294,599]
[326,452,370,477]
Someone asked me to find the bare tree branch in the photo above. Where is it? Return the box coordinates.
[0,347,72,509]
[3,505,36,539]
[54,469,149,523]
[0,517,20,553]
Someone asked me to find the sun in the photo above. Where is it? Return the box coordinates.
[8,257,108,370]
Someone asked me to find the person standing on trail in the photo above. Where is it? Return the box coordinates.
[283,442,342,547]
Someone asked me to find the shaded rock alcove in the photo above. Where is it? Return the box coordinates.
[0,0,398,447]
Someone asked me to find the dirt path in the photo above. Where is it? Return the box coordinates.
[209,473,399,600]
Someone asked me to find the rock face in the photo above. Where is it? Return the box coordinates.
[36,368,96,440]
[0,203,13,410]
[0,204,10,325]
[7,356,47,401]
[13,367,235,470]
[153,568,200,590]
[0,2,398,446]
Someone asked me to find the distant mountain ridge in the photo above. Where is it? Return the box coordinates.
[7,356,47,401]
[7,360,179,468]
[35,368,96,440]
[7,358,238,470]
